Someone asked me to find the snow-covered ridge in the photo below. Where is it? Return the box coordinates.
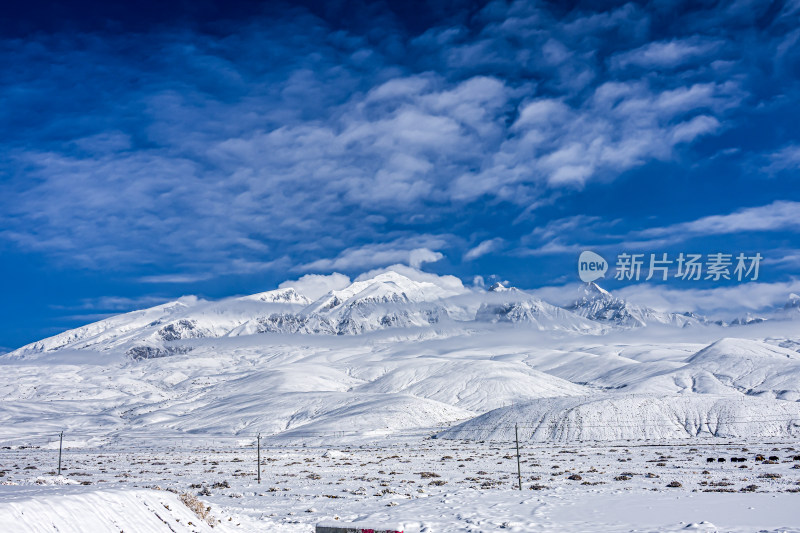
[238,287,311,305]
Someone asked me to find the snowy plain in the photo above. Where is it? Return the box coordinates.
[2,436,800,532]
[1,267,800,531]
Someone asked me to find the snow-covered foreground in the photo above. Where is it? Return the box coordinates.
[2,436,800,532]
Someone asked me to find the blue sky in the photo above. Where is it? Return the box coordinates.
[1,0,799,350]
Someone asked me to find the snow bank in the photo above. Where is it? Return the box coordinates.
[0,486,215,532]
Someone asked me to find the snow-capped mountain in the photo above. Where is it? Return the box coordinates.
[2,267,800,443]
[567,282,703,328]
[729,314,768,326]
[6,271,605,359]
[5,272,458,358]
[260,270,465,335]
[12,273,800,362]
[620,337,800,400]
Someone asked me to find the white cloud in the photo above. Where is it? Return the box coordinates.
[764,143,800,173]
[279,273,351,300]
[139,273,214,284]
[75,295,172,310]
[61,312,118,323]
[670,115,721,143]
[615,281,800,316]
[452,78,742,196]
[520,201,800,257]
[409,248,444,269]
[611,38,724,70]
[298,237,448,272]
[464,238,504,260]
[528,283,584,307]
[637,201,800,240]
[528,215,604,242]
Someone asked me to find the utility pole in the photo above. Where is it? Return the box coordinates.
[515,424,522,491]
[257,433,261,484]
[58,431,64,476]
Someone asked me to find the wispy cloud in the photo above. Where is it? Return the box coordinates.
[51,295,172,311]
[637,201,800,240]
[615,281,800,317]
[139,273,214,284]
[60,313,119,323]
[610,37,725,70]
[527,215,607,242]
[763,144,800,174]
[0,0,780,282]
[519,201,800,258]
[464,238,504,261]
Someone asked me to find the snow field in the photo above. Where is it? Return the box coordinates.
[2,436,800,531]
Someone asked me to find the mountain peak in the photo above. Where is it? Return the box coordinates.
[582,281,612,300]
[568,281,701,328]
[304,270,451,315]
[488,281,511,292]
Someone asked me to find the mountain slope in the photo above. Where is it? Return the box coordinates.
[353,359,589,412]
